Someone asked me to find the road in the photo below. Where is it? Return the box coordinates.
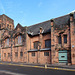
[0,64,75,75]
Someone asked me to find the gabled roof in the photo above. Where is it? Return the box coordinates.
[12,23,27,38]
[13,23,27,33]
[15,23,23,30]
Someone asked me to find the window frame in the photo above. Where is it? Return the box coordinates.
[7,38,9,46]
[8,53,10,57]
[10,25,11,30]
[0,24,1,28]
[4,53,6,57]
[15,52,18,57]
[58,35,61,44]
[34,41,39,49]
[7,24,9,28]
[64,35,67,44]
[45,39,51,48]
[18,35,22,45]
[44,52,49,56]
[32,52,35,57]
[20,51,23,57]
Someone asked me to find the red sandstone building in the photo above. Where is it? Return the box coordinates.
[0,12,75,65]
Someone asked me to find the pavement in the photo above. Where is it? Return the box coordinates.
[0,61,75,72]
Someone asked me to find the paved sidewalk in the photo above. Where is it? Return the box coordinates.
[0,61,75,70]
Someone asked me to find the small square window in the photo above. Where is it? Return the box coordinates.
[32,52,35,56]
[44,52,49,56]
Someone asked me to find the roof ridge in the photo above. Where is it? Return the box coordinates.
[54,14,69,20]
[28,20,50,28]
[28,14,69,28]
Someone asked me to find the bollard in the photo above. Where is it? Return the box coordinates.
[45,64,47,69]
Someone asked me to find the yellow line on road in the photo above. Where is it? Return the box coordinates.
[0,63,75,72]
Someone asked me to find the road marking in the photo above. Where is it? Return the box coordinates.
[0,70,26,75]
[0,63,75,72]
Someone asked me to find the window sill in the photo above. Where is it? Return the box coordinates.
[14,44,24,47]
[2,46,11,49]
[45,56,49,57]
[64,43,67,44]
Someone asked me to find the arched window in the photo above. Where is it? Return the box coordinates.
[5,38,9,47]
[7,38,9,46]
[18,35,22,45]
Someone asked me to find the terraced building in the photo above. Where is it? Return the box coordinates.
[0,12,75,65]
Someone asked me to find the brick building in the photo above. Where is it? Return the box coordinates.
[0,12,75,65]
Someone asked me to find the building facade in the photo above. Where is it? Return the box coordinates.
[0,12,75,65]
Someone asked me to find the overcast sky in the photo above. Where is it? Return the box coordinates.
[0,0,75,27]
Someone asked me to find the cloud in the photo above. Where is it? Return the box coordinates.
[38,2,43,7]
[0,0,5,13]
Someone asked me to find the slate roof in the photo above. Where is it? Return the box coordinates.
[53,14,70,30]
[27,14,71,36]
[27,20,51,36]
[54,14,70,26]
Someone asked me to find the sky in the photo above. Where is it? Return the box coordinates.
[0,0,75,27]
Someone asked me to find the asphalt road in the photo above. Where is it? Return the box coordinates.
[0,64,75,75]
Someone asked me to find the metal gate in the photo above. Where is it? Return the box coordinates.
[59,50,68,63]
